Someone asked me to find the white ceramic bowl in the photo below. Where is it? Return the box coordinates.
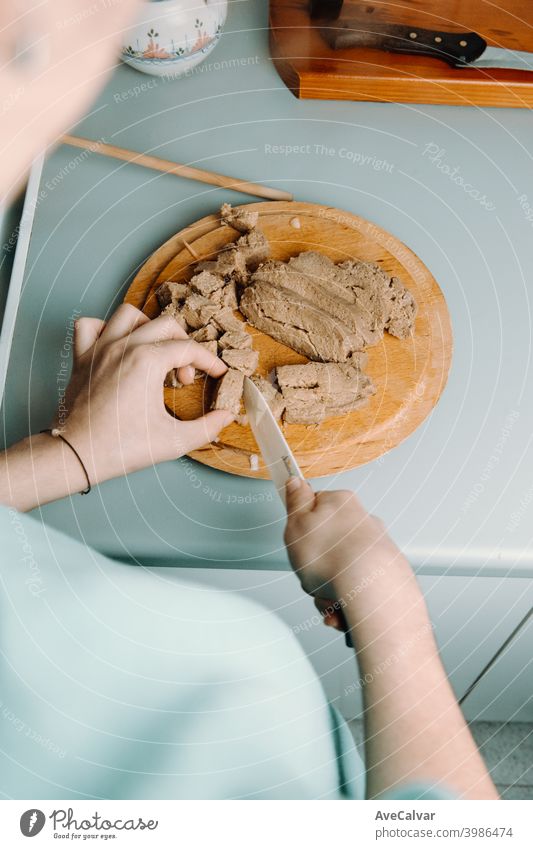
[121,0,228,77]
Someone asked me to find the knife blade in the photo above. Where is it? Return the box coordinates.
[317,17,533,71]
[243,376,354,648]
[243,376,304,506]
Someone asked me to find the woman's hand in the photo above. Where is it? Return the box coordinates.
[284,478,407,600]
[54,303,234,486]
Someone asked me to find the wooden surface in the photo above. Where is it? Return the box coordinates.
[125,201,453,479]
[270,0,533,107]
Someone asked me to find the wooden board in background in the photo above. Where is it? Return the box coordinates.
[125,201,452,478]
[270,0,533,106]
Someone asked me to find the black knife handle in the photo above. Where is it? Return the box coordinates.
[310,0,344,20]
[330,23,487,66]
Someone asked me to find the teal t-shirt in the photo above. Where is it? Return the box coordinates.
[0,505,450,800]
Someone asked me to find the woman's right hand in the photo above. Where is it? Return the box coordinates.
[284,478,407,601]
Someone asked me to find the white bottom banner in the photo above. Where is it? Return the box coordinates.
[0,799,531,848]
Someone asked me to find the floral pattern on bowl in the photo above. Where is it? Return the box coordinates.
[121,1,227,77]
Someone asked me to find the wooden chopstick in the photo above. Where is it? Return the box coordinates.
[60,134,293,202]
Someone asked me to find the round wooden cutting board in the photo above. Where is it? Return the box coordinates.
[124,202,452,478]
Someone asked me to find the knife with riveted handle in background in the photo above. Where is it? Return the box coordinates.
[310,0,533,70]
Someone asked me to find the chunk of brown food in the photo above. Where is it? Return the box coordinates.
[383,276,417,339]
[211,368,244,418]
[191,323,219,342]
[240,281,361,362]
[251,376,285,420]
[189,270,224,297]
[234,229,270,271]
[213,309,243,333]
[197,247,248,285]
[161,303,189,332]
[345,351,369,370]
[208,280,238,309]
[221,348,259,376]
[156,281,190,309]
[276,362,375,424]
[182,294,219,329]
[220,202,259,233]
[218,329,252,351]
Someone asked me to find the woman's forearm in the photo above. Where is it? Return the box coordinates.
[336,564,498,800]
[0,433,87,512]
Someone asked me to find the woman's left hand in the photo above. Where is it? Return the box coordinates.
[54,303,234,486]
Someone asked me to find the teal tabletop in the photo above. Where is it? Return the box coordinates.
[2,0,533,577]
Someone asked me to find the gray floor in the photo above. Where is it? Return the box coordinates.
[348,720,533,799]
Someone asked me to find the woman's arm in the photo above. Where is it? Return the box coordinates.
[335,564,498,799]
[284,479,498,800]
[0,432,90,512]
[0,304,234,512]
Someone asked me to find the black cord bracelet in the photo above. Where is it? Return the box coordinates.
[40,429,91,495]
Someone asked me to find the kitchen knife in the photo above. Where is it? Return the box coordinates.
[310,2,533,70]
[310,0,344,20]
[243,376,304,506]
[243,377,354,648]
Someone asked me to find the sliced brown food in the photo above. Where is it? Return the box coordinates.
[345,350,369,370]
[182,294,219,329]
[213,309,243,333]
[161,303,189,332]
[384,276,417,339]
[197,247,248,284]
[234,229,270,271]
[189,270,224,297]
[212,368,244,417]
[191,323,219,342]
[220,202,259,233]
[199,340,218,355]
[156,209,417,431]
[221,348,259,376]
[338,259,417,339]
[208,280,238,309]
[240,280,362,362]
[218,329,252,350]
[157,281,190,310]
[252,259,375,346]
[337,257,391,292]
[276,362,375,424]
[289,252,417,340]
[251,375,285,420]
